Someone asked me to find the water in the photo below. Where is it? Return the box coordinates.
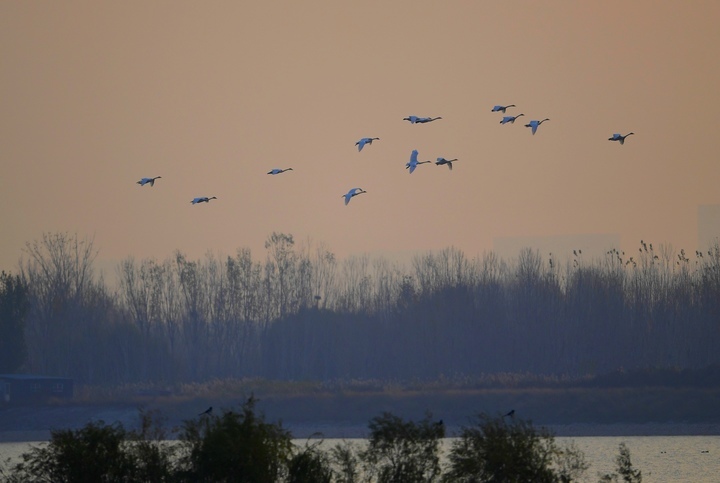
[1,436,718,482]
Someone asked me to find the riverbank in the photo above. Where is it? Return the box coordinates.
[2,385,720,442]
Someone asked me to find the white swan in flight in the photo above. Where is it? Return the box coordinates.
[524,118,550,135]
[435,157,458,170]
[500,114,524,124]
[342,187,367,205]
[267,168,293,175]
[356,137,380,152]
[403,115,442,124]
[137,176,161,187]
[608,132,634,145]
[491,104,516,113]
[191,196,217,204]
[405,149,432,173]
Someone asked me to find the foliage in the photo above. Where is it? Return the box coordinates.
[0,272,29,373]
[361,412,445,483]
[554,441,590,483]
[443,413,569,483]
[287,437,333,483]
[329,440,361,483]
[3,414,177,483]
[12,232,720,385]
[176,395,293,482]
[0,407,640,483]
[598,442,642,482]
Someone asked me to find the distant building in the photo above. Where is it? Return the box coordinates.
[493,233,621,263]
[0,374,74,405]
[698,205,720,251]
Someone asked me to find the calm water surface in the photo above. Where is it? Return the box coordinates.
[1,436,718,482]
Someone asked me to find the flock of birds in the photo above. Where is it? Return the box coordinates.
[137,104,634,206]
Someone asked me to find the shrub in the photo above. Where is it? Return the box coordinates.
[329,440,361,483]
[598,442,642,482]
[287,437,333,483]
[444,412,571,482]
[176,395,293,482]
[3,408,177,483]
[361,412,445,483]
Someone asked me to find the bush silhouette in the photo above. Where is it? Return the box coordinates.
[7,421,133,482]
[444,412,562,482]
[598,442,642,482]
[4,409,177,483]
[361,412,445,483]
[287,437,333,483]
[177,395,293,482]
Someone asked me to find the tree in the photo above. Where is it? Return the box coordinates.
[177,396,293,482]
[329,440,361,483]
[361,412,445,483]
[288,437,333,483]
[444,413,564,483]
[598,442,642,483]
[0,272,29,373]
[5,410,177,482]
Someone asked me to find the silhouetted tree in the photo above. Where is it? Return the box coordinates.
[443,413,561,482]
[361,412,445,483]
[598,442,642,482]
[178,396,293,482]
[0,272,29,373]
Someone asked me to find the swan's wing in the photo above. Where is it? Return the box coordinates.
[410,149,419,164]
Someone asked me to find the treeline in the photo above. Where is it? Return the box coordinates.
[2,398,639,482]
[2,232,720,385]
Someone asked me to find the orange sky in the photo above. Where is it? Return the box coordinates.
[2,1,720,275]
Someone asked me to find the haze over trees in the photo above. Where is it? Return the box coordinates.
[7,231,720,385]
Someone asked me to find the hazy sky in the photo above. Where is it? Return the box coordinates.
[2,1,720,275]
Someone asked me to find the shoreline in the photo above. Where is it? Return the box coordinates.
[3,422,720,443]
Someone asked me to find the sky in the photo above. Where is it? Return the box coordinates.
[2,1,720,277]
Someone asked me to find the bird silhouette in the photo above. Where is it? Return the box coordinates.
[199,406,212,416]
[500,113,524,124]
[137,176,161,187]
[406,150,432,173]
[435,157,458,170]
[267,168,293,175]
[191,196,217,204]
[356,137,380,152]
[403,115,442,124]
[525,118,550,135]
[503,409,515,418]
[342,187,367,205]
[491,104,516,113]
[608,132,634,145]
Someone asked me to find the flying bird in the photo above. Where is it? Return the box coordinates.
[267,168,293,175]
[503,409,515,418]
[525,118,550,135]
[405,149,432,173]
[342,187,367,205]
[435,157,458,170]
[403,115,442,124]
[137,176,161,187]
[500,114,524,124]
[191,196,217,204]
[491,104,516,113]
[608,132,635,145]
[356,137,380,152]
[199,406,213,416]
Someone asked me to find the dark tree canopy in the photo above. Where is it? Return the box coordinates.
[0,271,29,373]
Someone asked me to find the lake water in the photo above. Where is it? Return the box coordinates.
[1,435,718,482]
